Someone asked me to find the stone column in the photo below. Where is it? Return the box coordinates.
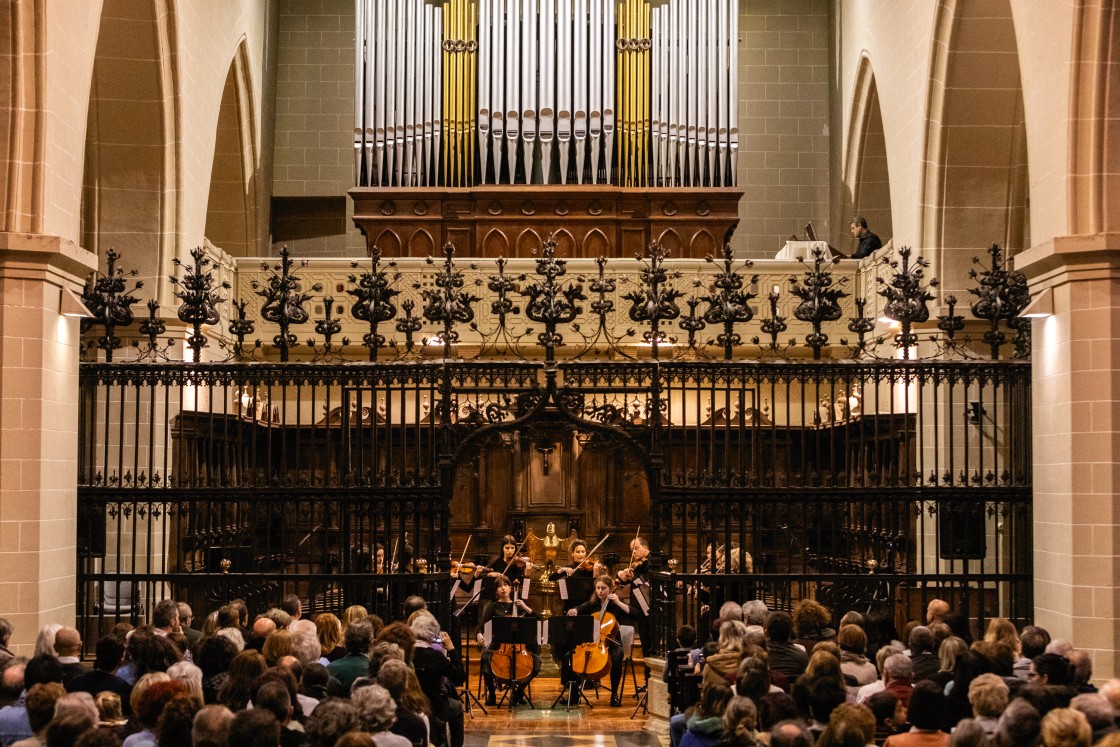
[0,233,97,654]
[1017,233,1120,682]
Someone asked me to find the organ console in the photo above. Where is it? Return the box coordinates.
[353,0,740,189]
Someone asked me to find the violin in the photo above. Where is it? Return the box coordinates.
[488,580,535,684]
[450,535,478,584]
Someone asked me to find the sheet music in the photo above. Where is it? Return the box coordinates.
[559,577,569,600]
[540,616,600,645]
[632,579,650,615]
[483,620,492,648]
[520,578,531,600]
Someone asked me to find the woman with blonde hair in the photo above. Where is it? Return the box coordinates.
[929,636,968,690]
[702,621,750,690]
[315,612,346,662]
[983,617,1021,659]
[261,629,293,667]
[342,605,368,631]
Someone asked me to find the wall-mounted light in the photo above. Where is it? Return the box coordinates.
[59,288,94,318]
[1019,287,1053,318]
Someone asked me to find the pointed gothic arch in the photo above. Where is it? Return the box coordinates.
[1069,0,1120,235]
[0,0,45,233]
[203,38,258,257]
[920,0,1030,294]
[80,0,180,300]
[844,55,893,244]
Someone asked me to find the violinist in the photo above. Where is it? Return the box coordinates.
[484,534,533,585]
[475,575,540,707]
[616,536,651,585]
[548,539,604,612]
[567,575,630,707]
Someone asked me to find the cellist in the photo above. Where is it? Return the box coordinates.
[475,574,540,706]
[567,575,630,706]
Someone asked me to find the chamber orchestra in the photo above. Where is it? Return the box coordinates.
[432,527,666,709]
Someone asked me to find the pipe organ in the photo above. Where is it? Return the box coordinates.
[355,0,739,188]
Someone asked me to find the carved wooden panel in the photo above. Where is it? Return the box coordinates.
[350,186,743,258]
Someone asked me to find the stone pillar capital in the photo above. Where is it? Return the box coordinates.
[0,232,97,288]
[1014,232,1120,288]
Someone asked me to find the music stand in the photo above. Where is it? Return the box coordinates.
[452,582,487,716]
[489,616,538,710]
[547,615,597,711]
[558,575,596,610]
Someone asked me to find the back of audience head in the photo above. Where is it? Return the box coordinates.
[984,617,1021,656]
[25,682,66,734]
[909,625,936,656]
[718,620,749,651]
[792,599,832,638]
[939,636,969,674]
[166,660,203,705]
[1070,693,1116,736]
[135,679,187,729]
[995,698,1041,747]
[94,691,124,725]
[1,660,25,697]
[34,624,62,659]
[838,611,864,630]
[230,707,282,747]
[290,630,321,666]
[883,652,912,683]
[409,613,440,644]
[765,612,794,643]
[807,678,847,725]
[93,635,125,673]
[908,681,947,731]
[769,719,814,747]
[676,624,697,649]
[195,634,238,678]
[26,653,63,687]
[1021,626,1052,660]
[307,698,361,747]
[721,695,758,741]
[1041,706,1091,747]
[351,682,397,732]
[45,710,96,747]
[718,601,744,623]
[837,624,867,655]
[252,667,300,715]
[74,729,120,747]
[972,639,1014,677]
[942,610,972,643]
[758,691,798,731]
[825,702,875,744]
[867,691,904,733]
[262,628,293,666]
[192,703,235,747]
[157,693,200,747]
[374,623,414,661]
[949,717,988,747]
[742,600,768,627]
[968,672,1009,718]
[256,679,293,725]
[735,656,770,701]
[280,594,302,620]
[1066,649,1092,687]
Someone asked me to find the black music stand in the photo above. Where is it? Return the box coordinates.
[547,615,596,711]
[452,582,487,716]
[559,575,596,611]
[489,616,538,710]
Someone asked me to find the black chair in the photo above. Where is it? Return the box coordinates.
[665,649,701,716]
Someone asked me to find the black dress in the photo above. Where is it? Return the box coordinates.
[572,598,628,700]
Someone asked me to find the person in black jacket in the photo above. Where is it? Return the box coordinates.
[410,613,464,747]
[849,216,882,259]
[66,636,133,716]
[567,575,631,706]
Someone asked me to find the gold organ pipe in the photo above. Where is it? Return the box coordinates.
[629,0,638,187]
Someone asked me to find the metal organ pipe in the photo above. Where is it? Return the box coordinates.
[354,0,737,188]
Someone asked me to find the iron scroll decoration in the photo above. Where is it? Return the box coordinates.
[169,246,230,363]
[81,247,143,362]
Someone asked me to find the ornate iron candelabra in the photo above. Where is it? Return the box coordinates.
[521,234,586,362]
[421,242,479,359]
[678,296,707,352]
[81,247,143,362]
[789,248,848,359]
[348,247,399,361]
[309,296,348,359]
[252,246,321,362]
[227,299,256,359]
[395,299,423,355]
[135,300,172,361]
[702,243,757,360]
[473,255,523,356]
[968,243,1030,359]
[623,242,684,360]
[936,295,965,340]
[169,246,230,363]
[846,297,877,355]
[757,286,788,352]
[877,246,938,359]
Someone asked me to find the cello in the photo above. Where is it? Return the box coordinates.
[488,579,536,687]
[570,592,621,681]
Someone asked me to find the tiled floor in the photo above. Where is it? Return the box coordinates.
[460,672,659,743]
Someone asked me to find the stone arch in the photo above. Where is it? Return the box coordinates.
[920,0,1030,294]
[843,54,893,243]
[0,0,44,233]
[81,0,181,302]
[203,38,258,257]
[1069,0,1120,235]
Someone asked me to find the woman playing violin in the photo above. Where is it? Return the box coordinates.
[475,574,540,706]
[548,539,604,611]
[484,534,534,585]
[567,575,630,706]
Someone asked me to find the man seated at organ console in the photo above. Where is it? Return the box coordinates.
[475,574,540,707]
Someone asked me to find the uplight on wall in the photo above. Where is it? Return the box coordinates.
[59,288,94,318]
[1019,287,1053,318]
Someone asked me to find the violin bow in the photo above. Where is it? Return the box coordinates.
[389,538,399,571]
[498,534,531,578]
[457,534,472,566]
[584,533,611,570]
